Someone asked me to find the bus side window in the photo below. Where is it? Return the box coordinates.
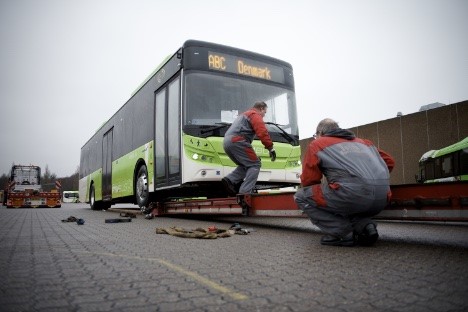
[434,158,442,179]
[460,149,468,175]
[425,161,434,181]
[441,155,453,178]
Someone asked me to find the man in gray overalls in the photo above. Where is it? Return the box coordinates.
[222,101,276,195]
[294,118,395,247]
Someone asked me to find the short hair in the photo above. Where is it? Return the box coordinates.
[253,101,268,110]
[316,118,339,135]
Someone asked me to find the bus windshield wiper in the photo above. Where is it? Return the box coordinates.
[200,122,231,134]
[265,122,299,146]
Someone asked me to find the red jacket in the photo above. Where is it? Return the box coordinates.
[224,108,273,150]
[301,129,394,187]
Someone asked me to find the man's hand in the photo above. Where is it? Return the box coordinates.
[269,149,276,161]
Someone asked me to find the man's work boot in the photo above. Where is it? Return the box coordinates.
[320,233,355,247]
[356,223,379,246]
[221,178,237,196]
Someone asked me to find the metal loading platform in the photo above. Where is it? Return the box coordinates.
[149,192,302,217]
[148,181,468,222]
[376,182,468,222]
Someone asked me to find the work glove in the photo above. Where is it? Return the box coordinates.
[269,148,276,162]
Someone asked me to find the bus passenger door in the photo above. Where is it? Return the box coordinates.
[102,128,113,201]
[155,77,181,188]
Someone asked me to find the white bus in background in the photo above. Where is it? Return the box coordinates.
[62,191,80,203]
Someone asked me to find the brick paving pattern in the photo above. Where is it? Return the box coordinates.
[1,204,467,311]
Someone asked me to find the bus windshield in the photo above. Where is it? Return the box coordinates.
[183,72,298,143]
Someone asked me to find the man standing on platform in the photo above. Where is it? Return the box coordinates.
[222,101,276,196]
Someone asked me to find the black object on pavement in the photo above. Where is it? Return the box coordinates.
[105,218,132,223]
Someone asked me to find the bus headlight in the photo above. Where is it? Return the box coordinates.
[192,153,213,163]
[287,160,301,168]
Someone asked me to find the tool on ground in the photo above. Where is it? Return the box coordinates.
[61,216,78,222]
[119,212,137,218]
[105,218,132,223]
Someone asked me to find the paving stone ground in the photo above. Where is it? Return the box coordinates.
[1,203,467,311]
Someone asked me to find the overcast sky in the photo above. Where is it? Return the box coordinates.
[1,0,467,177]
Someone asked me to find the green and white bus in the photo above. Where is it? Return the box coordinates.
[416,137,468,183]
[79,40,301,211]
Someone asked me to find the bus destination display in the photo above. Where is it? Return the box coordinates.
[208,51,284,83]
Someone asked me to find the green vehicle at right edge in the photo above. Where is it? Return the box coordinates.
[416,137,468,183]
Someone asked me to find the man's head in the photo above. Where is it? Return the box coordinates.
[315,118,339,138]
[253,101,268,117]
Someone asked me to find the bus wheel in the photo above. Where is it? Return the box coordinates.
[90,184,99,210]
[135,165,149,208]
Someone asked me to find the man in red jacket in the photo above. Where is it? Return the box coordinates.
[222,101,276,195]
[294,118,395,246]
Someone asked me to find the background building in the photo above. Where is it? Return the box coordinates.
[299,100,468,185]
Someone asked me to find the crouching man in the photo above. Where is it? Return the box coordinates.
[294,118,395,246]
